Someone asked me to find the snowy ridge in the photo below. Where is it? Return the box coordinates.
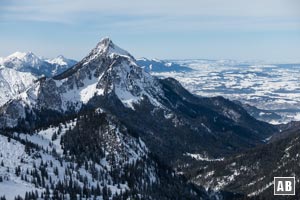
[1,52,45,71]
[3,52,42,69]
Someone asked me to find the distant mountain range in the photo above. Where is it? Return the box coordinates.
[0,52,77,77]
[136,57,192,72]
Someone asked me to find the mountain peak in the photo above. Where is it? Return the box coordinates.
[93,37,113,54]
[25,51,38,59]
[51,37,162,110]
[87,37,132,61]
[98,37,112,47]
[57,55,66,59]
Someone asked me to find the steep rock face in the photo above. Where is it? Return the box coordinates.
[0,38,277,164]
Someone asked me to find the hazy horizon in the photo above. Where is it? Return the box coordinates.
[1,0,300,63]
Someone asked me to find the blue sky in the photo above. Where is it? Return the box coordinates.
[0,0,300,62]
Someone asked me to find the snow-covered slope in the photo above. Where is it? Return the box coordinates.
[0,52,76,77]
[0,114,157,199]
[0,66,36,106]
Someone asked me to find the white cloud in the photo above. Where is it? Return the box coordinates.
[2,0,300,22]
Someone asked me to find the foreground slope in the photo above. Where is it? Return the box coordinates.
[1,110,208,199]
[188,123,300,199]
